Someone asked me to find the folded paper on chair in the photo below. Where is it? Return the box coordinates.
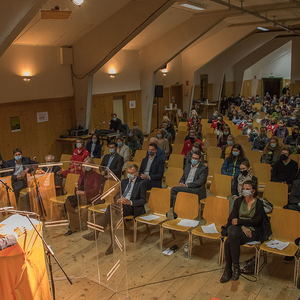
[177,219,199,227]
[139,214,160,221]
[201,223,218,234]
[265,240,289,251]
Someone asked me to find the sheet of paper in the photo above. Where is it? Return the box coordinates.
[201,223,219,234]
[177,219,199,227]
[162,248,174,256]
[246,241,260,245]
[265,239,289,251]
[100,208,107,213]
[139,214,160,221]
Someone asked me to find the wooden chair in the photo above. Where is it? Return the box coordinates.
[60,154,72,170]
[134,150,147,163]
[253,163,271,188]
[93,158,101,166]
[235,135,249,145]
[49,173,80,219]
[246,151,262,165]
[263,181,288,207]
[257,208,300,286]
[161,192,199,257]
[207,158,223,183]
[165,167,182,187]
[174,133,186,144]
[168,154,184,168]
[134,188,170,247]
[209,173,232,198]
[206,146,222,161]
[204,137,217,147]
[178,125,188,132]
[190,196,229,263]
[290,154,300,165]
[172,144,184,154]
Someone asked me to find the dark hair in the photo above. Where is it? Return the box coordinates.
[281,146,291,155]
[108,142,117,147]
[91,134,99,143]
[127,163,139,171]
[116,137,124,142]
[242,180,257,197]
[13,148,22,154]
[191,151,201,158]
[240,160,250,168]
[229,143,245,161]
[148,143,158,150]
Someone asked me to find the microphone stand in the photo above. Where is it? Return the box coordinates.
[31,171,47,219]
[0,179,13,207]
[3,209,73,300]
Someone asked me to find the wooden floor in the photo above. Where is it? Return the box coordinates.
[46,224,299,300]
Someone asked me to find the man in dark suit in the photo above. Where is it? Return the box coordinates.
[83,163,146,254]
[109,113,122,132]
[170,151,208,211]
[139,143,165,190]
[4,148,37,209]
[101,142,124,179]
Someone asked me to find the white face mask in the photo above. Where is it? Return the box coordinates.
[85,167,92,172]
[242,189,252,197]
[76,143,82,149]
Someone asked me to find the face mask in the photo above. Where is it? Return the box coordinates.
[191,159,199,166]
[127,173,136,181]
[242,189,253,197]
[156,134,162,139]
[192,147,199,152]
[76,143,82,149]
[15,155,22,161]
[117,142,123,147]
[270,143,277,148]
[85,167,92,172]
[280,154,288,161]
[223,131,229,135]
[148,151,155,156]
[241,170,248,176]
[227,140,233,146]
[112,117,117,121]
[92,139,97,143]
[109,148,115,154]
[232,151,240,157]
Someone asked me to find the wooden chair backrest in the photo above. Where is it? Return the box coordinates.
[148,188,171,215]
[165,167,183,187]
[290,154,300,165]
[205,133,216,139]
[142,141,149,150]
[245,151,261,165]
[203,196,229,226]
[253,163,271,184]
[65,173,80,194]
[134,150,147,162]
[270,207,300,241]
[263,181,288,207]
[168,154,184,168]
[104,179,117,193]
[235,135,249,144]
[174,192,199,219]
[174,133,186,144]
[206,146,221,159]
[210,173,232,197]
[60,154,72,170]
[93,158,101,166]
[172,144,184,154]
[205,138,217,147]
[207,158,223,176]
[178,125,188,132]
[178,122,187,128]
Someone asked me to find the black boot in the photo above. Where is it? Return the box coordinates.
[220,265,232,283]
[232,263,240,281]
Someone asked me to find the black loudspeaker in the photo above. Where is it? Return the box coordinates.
[155,85,163,98]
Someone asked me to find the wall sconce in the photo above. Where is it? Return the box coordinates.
[109,73,117,79]
[22,71,33,82]
[161,68,168,77]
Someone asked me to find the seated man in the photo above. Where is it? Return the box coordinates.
[132,121,144,146]
[4,148,37,210]
[62,138,90,177]
[148,137,166,161]
[139,143,165,190]
[271,147,298,186]
[109,113,122,132]
[101,142,124,179]
[83,164,146,254]
[65,158,102,235]
[42,154,63,188]
[170,151,208,214]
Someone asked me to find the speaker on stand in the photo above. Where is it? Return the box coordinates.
[154,85,164,129]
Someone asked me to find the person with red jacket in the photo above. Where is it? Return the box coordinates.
[62,138,90,177]
[182,130,203,155]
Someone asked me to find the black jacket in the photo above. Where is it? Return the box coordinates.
[231,174,258,197]
[109,118,122,132]
[101,153,124,179]
[139,155,164,188]
[121,177,146,217]
[271,159,298,185]
[224,197,270,242]
[180,162,208,199]
[86,141,102,158]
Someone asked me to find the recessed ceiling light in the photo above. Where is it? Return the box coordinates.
[257,26,269,32]
[179,3,205,11]
[72,0,85,6]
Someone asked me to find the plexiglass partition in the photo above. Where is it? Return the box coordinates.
[0,161,128,298]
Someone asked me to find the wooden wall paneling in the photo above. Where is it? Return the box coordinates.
[170,85,183,110]
[0,97,75,162]
[207,84,214,100]
[225,81,235,97]
[241,80,252,98]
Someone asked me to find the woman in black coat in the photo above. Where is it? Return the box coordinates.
[86,134,102,158]
[220,180,270,283]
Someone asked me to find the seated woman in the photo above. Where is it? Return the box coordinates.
[252,127,269,151]
[116,137,130,168]
[221,135,235,159]
[221,144,246,176]
[220,180,269,283]
[86,134,102,158]
[217,124,231,148]
[230,160,258,210]
[156,129,170,158]
[261,137,281,165]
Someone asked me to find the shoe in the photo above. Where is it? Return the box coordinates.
[173,212,178,219]
[82,232,98,241]
[220,266,232,283]
[232,263,240,281]
[105,245,113,255]
[64,229,73,236]
[283,256,294,262]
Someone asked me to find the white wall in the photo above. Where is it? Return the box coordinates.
[243,41,292,81]
[93,50,141,94]
[0,45,73,103]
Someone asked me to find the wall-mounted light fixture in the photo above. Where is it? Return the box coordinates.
[72,0,85,6]
[22,71,33,82]
[108,67,118,79]
[161,68,168,77]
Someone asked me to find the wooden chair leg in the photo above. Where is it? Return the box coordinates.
[188,233,193,258]
[160,226,164,251]
[133,219,137,243]
[50,202,53,220]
